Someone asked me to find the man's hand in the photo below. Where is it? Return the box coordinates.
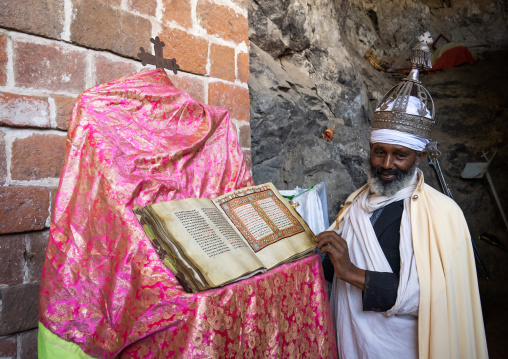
[315,231,366,290]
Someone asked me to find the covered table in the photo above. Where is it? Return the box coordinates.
[38,69,337,358]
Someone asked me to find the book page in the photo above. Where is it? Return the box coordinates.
[212,183,316,269]
[149,198,265,287]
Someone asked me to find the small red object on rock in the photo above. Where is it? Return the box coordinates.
[322,128,334,141]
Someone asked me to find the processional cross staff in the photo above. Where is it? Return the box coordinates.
[138,36,180,74]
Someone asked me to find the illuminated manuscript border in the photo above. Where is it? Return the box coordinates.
[218,188,304,252]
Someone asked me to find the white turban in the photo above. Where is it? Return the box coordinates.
[370,129,429,151]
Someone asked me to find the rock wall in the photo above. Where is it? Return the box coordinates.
[249,0,508,220]
[249,0,508,354]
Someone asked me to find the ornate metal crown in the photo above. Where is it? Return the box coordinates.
[372,32,436,139]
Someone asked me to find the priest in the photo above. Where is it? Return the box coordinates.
[316,37,488,358]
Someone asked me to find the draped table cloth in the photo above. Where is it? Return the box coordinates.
[39,69,337,358]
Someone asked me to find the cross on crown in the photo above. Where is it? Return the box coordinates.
[418,31,433,45]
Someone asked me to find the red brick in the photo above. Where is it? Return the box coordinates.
[71,0,152,59]
[0,130,6,185]
[102,0,122,6]
[0,187,49,234]
[238,123,251,148]
[197,0,248,44]
[168,74,205,103]
[18,328,38,359]
[162,0,192,29]
[0,34,7,86]
[0,233,25,285]
[26,230,49,282]
[0,0,64,40]
[0,92,50,128]
[0,283,40,335]
[94,54,138,86]
[237,52,249,83]
[209,44,235,82]
[208,82,250,122]
[11,134,66,181]
[129,0,157,16]
[158,27,209,75]
[52,96,76,131]
[0,334,17,357]
[13,41,86,93]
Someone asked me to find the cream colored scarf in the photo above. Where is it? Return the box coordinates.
[330,174,420,358]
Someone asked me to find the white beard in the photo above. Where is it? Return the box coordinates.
[367,161,417,197]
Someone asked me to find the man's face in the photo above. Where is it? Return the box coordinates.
[368,142,426,196]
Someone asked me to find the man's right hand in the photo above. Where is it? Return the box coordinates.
[315,231,366,290]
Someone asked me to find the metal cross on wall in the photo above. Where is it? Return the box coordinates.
[138,36,180,74]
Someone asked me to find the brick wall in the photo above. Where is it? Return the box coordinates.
[0,0,250,357]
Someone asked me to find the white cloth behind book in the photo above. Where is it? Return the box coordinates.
[279,182,329,237]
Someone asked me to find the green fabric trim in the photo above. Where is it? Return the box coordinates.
[281,184,317,201]
[38,322,95,359]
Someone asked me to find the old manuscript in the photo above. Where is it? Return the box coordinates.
[134,183,316,292]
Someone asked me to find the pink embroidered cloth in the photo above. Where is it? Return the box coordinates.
[39,69,337,358]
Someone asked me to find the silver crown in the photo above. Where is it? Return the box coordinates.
[372,32,436,139]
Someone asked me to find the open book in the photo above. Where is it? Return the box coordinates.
[134,183,316,292]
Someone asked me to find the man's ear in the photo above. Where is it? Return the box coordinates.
[416,150,427,165]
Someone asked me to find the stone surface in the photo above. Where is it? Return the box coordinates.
[163,0,192,29]
[50,186,58,220]
[243,149,252,171]
[0,130,5,185]
[53,96,77,131]
[248,1,508,356]
[0,33,7,86]
[0,0,64,40]
[26,230,49,282]
[0,187,49,234]
[197,0,248,44]
[168,73,205,104]
[71,0,152,59]
[209,44,236,82]
[11,134,66,181]
[94,54,138,86]
[0,334,17,358]
[0,92,50,128]
[18,328,38,359]
[208,82,250,123]
[0,233,25,285]
[158,27,209,75]
[231,0,249,10]
[128,0,157,16]
[237,52,249,83]
[0,283,40,335]
[428,0,508,51]
[237,122,251,148]
[13,41,87,94]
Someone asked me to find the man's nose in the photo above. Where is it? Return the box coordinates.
[381,155,394,169]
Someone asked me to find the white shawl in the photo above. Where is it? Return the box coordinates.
[330,175,420,359]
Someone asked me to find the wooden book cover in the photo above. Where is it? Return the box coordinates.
[134,183,316,292]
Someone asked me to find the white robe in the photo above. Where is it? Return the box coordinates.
[329,170,488,359]
[330,175,419,359]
